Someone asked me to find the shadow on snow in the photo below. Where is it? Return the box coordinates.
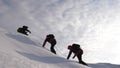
[5,33,36,46]
[16,51,68,64]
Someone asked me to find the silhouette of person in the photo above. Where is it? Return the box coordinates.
[17,25,31,36]
[67,44,88,66]
[42,34,57,54]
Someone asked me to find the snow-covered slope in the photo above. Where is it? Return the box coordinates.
[1,28,120,68]
[89,63,120,68]
[0,28,89,68]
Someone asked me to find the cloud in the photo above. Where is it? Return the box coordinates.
[1,0,120,64]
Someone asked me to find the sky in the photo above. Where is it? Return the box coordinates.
[0,0,120,64]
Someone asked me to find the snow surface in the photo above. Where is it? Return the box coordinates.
[0,27,120,68]
[0,28,89,68]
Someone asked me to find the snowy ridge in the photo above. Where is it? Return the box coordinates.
[0,28,89,68]
[0,29,120,68]
[89,63,120,68]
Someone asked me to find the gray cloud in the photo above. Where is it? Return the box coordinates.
[1,0,120,64]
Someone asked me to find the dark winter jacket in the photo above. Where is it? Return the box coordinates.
[67,46,83,59]
[42,34,56,47]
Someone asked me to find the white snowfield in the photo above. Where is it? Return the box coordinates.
[0,28,120,68]
[0,28,90,68]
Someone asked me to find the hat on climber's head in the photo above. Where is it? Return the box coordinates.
[68,45,72,50]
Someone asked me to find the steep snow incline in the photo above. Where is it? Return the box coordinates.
[0,28,89,68]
